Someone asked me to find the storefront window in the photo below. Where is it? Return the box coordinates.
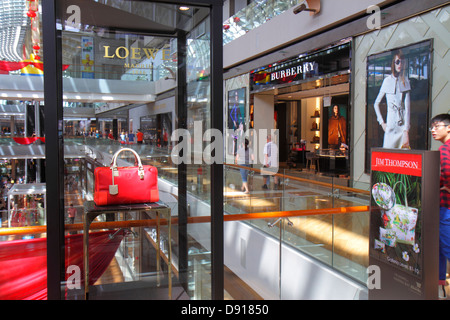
[0,0,221,301]
[56,0,216,300]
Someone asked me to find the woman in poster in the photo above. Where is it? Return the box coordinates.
[373,50,411,149]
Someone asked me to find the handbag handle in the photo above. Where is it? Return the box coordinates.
[110,147,144,170]
[108,148,145,195]
[393,180,408,209]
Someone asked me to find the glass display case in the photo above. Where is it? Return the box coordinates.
[317,148,349,176]
[318,148,348,157]
[7,183,46,227]
[82,201,173,300]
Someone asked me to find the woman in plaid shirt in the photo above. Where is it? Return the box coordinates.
[431,113,450,299]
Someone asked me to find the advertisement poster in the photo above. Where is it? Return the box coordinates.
[81,36,95,79]
[322,95,349,149]
[370,150,423,279]
[227,88,246,155]
[365,40,432,173]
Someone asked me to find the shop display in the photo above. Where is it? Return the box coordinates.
[7,183,46,228]
[94,148,159,206]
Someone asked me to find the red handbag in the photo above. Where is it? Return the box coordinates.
[94,148,159,206]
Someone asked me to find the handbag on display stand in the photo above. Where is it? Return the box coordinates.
[94,148,159,206]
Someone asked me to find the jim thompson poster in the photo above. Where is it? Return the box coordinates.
[370,150,423,279]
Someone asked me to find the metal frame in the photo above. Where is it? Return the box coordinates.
[176,29,188,294]
[42,0,65,300]
[42,0,224,300]
[210,1,224,300]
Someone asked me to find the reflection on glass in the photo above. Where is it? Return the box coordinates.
[223,0,300,44]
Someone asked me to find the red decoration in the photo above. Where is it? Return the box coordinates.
[0,60,70,72]
[32,45,40,51]
[34,55,41,60]
[27,10,36,18]
[223,24,230,30]
[0,230,123,300]
[234,17,240,23]
[13,137,45,144]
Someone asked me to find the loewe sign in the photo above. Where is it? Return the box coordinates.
[103,46,171,60]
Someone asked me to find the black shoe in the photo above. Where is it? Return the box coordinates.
[262,184,268,190]
[439,285,447,299]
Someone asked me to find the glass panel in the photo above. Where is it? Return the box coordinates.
[185,18,212,300]
[224,164,371,298]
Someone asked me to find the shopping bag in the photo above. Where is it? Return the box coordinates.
[94,148,159,206]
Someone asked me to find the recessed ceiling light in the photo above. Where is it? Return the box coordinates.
[179,6,190,11]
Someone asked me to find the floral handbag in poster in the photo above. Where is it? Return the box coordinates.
[372,181,418,246]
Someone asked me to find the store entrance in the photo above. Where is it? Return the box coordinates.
[275,83,350,175]
[275,102,287,163]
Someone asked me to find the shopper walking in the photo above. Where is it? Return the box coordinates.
[67,203,77,224]
[262,134,279,190]
[236,138,254,194]
[136,129,144,144]
[430,113,450,299]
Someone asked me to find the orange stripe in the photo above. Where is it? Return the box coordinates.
[0,205,369,236]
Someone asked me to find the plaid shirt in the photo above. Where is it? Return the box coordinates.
[440,139,450,208]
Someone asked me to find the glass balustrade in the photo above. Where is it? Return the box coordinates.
[0,149,370,299]
[223,164,370,289]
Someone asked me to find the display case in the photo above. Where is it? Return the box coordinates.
[7,183,46,227]
[310,108,320,149]
[83,201,172,300]
[317,148,349,175]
